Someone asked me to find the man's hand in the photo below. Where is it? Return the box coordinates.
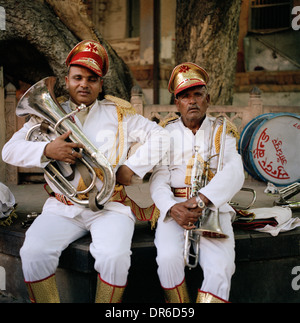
[44,130,84,164]
[169,197,203,230]
[116,165,135,186]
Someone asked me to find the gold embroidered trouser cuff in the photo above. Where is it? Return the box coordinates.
[196,290,228,303]
[26,274,60,303]
[163,280,190,303]
[95,275,126,303]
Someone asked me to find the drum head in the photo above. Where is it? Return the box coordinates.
[240,113,300,186]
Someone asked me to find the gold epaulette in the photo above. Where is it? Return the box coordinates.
[159,116,179,128]
[105,95,136,117]
[225,119,240,140]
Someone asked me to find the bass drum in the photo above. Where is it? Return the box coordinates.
[238,113,300,186]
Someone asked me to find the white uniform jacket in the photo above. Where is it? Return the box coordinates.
[2,98,169,219]
[150,116,245,222]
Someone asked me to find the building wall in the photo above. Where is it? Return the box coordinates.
[91,0,128,40]
[235,0,300,106]
[88,0,300,107]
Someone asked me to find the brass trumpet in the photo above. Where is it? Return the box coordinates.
[184,116,228,269]
[16,77,115,211]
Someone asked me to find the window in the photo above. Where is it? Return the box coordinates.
[249,0,292,32]
[128,0,140,38]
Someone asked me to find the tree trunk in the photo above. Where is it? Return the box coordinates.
[0,0,134,100]
[175,0,242,105]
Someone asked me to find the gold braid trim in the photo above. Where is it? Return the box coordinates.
[159,116,179,128]
[184,119,239,185]
[113,108,123,167]
[104,95,136,117]
[105,95,136,167]
[214,119,240,153]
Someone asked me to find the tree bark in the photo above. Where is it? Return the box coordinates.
[0,0,134,100]
[175,0,242,105]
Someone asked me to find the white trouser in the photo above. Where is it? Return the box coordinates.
[20,198,135,286]
[154,212,235,301]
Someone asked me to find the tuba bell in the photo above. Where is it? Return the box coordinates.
[184,116,228,269]
[16,76,115,211]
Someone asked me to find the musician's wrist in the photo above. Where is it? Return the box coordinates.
[166,204,176,219]
[166,206,172,218]
[43,143,52,160]
[197,192,211,207]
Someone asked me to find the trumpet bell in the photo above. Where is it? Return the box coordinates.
[196,210,229,239]
[195,227,228,239]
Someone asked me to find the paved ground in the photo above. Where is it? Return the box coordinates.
[4,177,283,213]
[4,177,286,216]
[0,291,24,303]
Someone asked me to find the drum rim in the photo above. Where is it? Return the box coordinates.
[238,113,273,180]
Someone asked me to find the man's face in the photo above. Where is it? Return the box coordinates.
[175,86,210,126]
[65,65,103,106]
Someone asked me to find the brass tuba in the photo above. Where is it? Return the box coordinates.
[16,77,115,211]
[184,116,228,269]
